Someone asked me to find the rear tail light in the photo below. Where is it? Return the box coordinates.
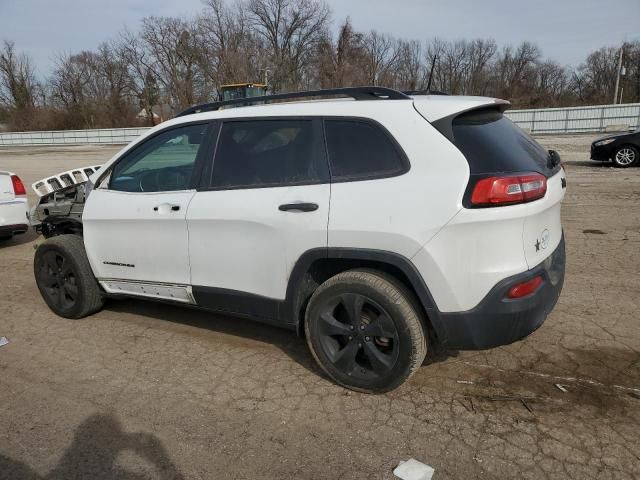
[471,173,547,206]
[506,276,543,299]
[11,175,27,196]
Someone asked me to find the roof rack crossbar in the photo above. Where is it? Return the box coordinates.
[177,86,411,117]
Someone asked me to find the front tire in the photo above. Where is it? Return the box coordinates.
[612,146,638,168]
[305,270,427,393]
[34,235,104,319]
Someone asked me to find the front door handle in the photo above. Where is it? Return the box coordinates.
[278,202,319,212]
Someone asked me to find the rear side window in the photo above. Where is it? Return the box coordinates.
[452,109,557,176]
[211,120,327,189]
[324,120,407,180]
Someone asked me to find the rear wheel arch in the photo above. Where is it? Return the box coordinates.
[285,248,442,340]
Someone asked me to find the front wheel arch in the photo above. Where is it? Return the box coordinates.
[34,234,104,319]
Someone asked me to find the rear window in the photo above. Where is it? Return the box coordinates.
[452,109,557,176]
[324,120,407,180]
[211,120,328,189]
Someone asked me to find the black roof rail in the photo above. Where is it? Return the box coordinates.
[403,89,449,96]
[176,86,411,117]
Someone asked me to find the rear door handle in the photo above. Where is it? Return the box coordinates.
[278,202,319,212]
[153,204,181,213]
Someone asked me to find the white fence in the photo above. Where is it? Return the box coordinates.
[1,103,639,146]
[0,127,150,146]
[507,103,640,134]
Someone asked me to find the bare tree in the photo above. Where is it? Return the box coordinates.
[139,16,211,111]
[574,45,623,104]
[466,39,497,95]
[116,30,161,125]
[394,40,423,90]
[198,0,262,91]
[0,41,37,130]
[315,17,367,88]
[362,30,398,86]
[246,0,331,91]
[494,41,541,101]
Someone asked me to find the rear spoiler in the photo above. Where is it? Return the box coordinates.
[32,165,102,197]
[430,100,511,143]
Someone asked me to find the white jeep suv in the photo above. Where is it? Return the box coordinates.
[31,87,566,393]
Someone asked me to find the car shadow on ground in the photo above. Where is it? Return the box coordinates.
[0,413,184,480]
[565,160,620,168]
[0,229,37,248]
[105,297,456,378]
[104,298,325,379]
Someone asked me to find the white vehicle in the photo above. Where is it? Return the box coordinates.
[0,171,29,241]
[31,87,566,393]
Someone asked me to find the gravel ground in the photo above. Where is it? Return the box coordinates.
[0,135,639,480]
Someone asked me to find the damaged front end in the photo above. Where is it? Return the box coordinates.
[29,166,100,238]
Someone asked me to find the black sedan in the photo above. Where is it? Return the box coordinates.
[591,128,640,168]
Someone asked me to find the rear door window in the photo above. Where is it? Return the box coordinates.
[210,119,328,189]
[324,120,408,180]
[451,109,559,176]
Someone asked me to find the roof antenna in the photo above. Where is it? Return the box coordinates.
[426,54,437,93]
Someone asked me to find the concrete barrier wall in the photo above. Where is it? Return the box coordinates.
[1,103,639,146]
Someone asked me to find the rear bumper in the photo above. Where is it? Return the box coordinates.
[434,235,565,350]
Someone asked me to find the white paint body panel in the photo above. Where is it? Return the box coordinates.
[187,184,330,299]
[522,171,565,268]
[412,169,566,312]
[0,171,28,229]
[327,104,468,257]
[0,172,14,202]
[83,189,195,284]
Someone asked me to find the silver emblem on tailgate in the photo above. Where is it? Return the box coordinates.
[535,229,550,252]
[540,229,550,250]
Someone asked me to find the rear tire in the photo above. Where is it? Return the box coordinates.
[34,235,104,319]
[305,269,427,393]
[612,145,638,168]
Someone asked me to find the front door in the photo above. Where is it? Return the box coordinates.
[83,122,211,300]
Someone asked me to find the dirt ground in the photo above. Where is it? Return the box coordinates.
[0,136,639,480]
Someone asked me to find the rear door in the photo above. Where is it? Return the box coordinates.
[83,122,212,295]
[447,108,566,268]
[186,118,330,317]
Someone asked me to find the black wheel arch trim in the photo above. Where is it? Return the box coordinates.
[191,247,445,340]
[284,247,444,338]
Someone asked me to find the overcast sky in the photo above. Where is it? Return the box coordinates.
[1,0,638,78]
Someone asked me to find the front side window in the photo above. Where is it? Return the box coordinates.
[109,124,208,193]
[210,120,327,189]
[324,120,407,180]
